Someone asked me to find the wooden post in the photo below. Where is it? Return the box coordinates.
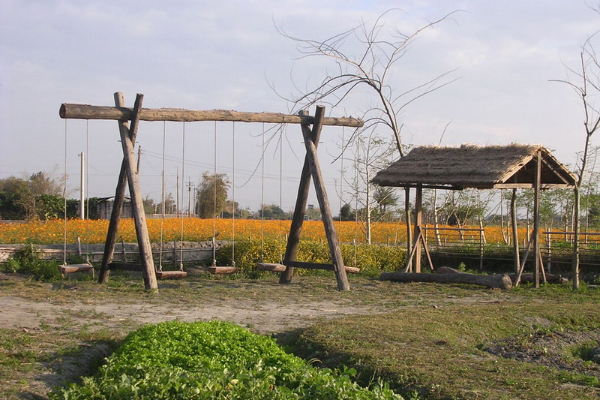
[300,106,349,291]
[98,93,143,283]
[413,185,423,273]
[510,188,520,275]
[279,110,322,284]
[533,151,541,288]
[116,93,158,290]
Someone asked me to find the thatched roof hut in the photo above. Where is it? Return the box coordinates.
[372,144,577,284]
[372,144,576,189]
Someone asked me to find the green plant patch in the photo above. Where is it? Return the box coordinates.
[50,320,404,399]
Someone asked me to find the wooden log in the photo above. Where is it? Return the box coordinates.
[156,270,188,279]
[279,110,320,284]
[108,262,144,272]
[380,271,512,290]
[60,104,364,127]
[98,93,143,283]
[116,93,158,291]
[299,106,349,291]
[60,264,94,274]
[508,273,567,284]
[208,266,238,275]
[284,261,360,274]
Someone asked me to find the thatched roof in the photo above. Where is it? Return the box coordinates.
[372,144,577,190]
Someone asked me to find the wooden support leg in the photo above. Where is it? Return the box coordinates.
[279,109,323,284]
[300,106,349,291]
[115,93,157,291]
[98,93,143,283]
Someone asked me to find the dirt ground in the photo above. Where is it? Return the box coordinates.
[1,272,413,399]
[2,272,600,399]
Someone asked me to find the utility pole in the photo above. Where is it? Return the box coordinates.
[187,179,193,217]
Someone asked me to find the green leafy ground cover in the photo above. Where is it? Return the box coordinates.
[50,320,402,400]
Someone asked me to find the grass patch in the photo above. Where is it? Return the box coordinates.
[282,298,600,400]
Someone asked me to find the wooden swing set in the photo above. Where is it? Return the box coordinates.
[59,92,364,291]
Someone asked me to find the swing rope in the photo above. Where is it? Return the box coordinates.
[158,122,166,272]
[278,127,284,264]
[231,122,236,268]
[62,120,68,266]
[212,121,218,267]
[84,121,93,273]
[179,122,185,271]
[260,123,265,263]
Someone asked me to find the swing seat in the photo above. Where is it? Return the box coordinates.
[208,266,238,274]
[156,270,188,279]
[256,262,286,272]
[60,263,94,274]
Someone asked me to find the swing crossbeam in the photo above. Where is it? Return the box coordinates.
[60,104,364,127]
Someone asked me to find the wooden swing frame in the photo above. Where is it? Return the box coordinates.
[60,92,363,291]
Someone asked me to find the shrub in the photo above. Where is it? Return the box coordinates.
[216,239,406,275]
[50,321,403,399]
[3,244,62,280]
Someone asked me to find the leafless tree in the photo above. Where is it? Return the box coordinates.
[552,3,600,289]
[276,9,460,255]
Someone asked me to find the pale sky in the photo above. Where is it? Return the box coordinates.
[1,0,599,213]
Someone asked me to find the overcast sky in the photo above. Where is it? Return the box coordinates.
[1,0,599,213]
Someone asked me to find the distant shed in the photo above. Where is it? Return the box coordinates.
[372,144,577,286]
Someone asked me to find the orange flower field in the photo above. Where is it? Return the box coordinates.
[0,218,545,245]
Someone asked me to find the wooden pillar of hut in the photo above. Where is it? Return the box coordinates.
[533,150,541,288]
[510,188,520,275]
[413,185,423,273]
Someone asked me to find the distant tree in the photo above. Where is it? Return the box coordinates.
[143,195,156,216]
[339,203,354,221]
[0,172,63,220]
[258,204,289,220]
[196,172,229,218]
[156,193,176,215]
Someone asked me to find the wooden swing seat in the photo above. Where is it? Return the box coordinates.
[60,264,94,274]
[256,262,286,272]
[156,270,188,279]
[208,266,238,275]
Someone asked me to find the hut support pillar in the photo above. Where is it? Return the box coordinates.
[413,186,423,273]
[533,151,541,288]
[510,188,520,275]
